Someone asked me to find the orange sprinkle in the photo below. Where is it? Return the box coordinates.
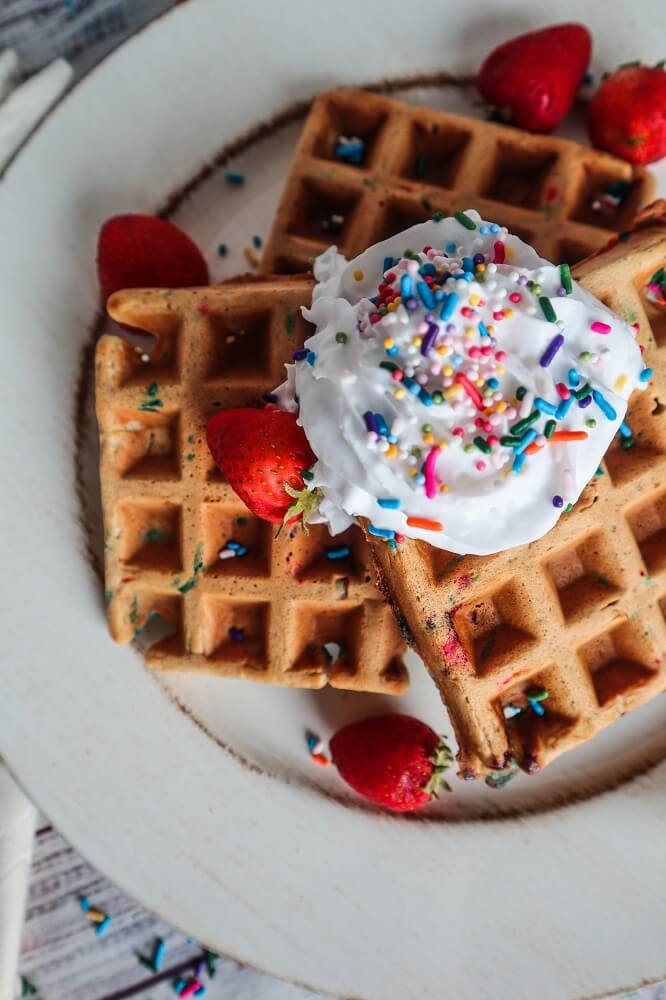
[549,430,588,442]
[406,516,444,531]
[311,752,330,768]
[525,442,544,455]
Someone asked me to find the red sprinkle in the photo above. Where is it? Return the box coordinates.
[461,306,474,317]
[555,383,571,399]
[495,350,506,362]
[493,241,505,264]
[456,372,484,409]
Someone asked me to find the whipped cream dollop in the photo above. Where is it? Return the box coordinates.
[276,210,650,555]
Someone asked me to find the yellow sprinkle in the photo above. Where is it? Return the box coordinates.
[468,294,480,306]
[407,467,418,478]
[476,263,486,273]
[464,327,476,339]
[386,444,398,459]
[444,384,462,399]
[495,401,507,413]
[496,365,505,375]
[503,308,513,319]
[383,338,394,349]
[394,387,405,399]
[487,325,495,335]
[438,439,449,449]
[353,269,364,281]
[412,336,423,347]
[422,433,434,445]
[439,483,449,493]
[614,373,628,391]
[387,301,398,312]
[474,377,485,387]
[443,365,453,377]
[505,246,515,262]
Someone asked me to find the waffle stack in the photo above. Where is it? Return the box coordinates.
[97,276,408,693]
[367,205,666,779]
[260,88,655,276]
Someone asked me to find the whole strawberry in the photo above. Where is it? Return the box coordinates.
[97,214,209,301]
[477,23,591,133]
[587,64,666,165]
[330,714,453,812]
[206,407,321,526]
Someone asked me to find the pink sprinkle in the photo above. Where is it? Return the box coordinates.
[474,417,485,428]
[591,321,611,334]
[395,533,405,544]
[475,460,486,471]
[555,382,570,399]
[509,292,522,303]
[481,345,493,356]
[487,434,499,447]
[468,346,482,358]
[369,313,381,324]
[391,369,403,381]
[495,350,506,362]
[442,633,469,666]
[180,984,204,999]
[493,311,504,321]
[493,241,505,264]
[424,445,441,499]
[452,426,465,437]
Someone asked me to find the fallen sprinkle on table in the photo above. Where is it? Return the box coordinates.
[252,234,262,248]
[244,245,260,268]
[306,730,330,767]
[224,171,245,185]
[21,978,37,997]
[217,243,227,256]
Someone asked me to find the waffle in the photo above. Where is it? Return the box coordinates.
[96,275,408,693]
[367,205,666,779]
[260,88,655,276]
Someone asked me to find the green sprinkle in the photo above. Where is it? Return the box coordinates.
[515,385,527,400]
[21,978,37,997]
[432,390,444,404]
[105,589,113,606]
[454,210,476,230]
[147,382,159,397]
[145,528,165,542]
[560,262,572,294]
[621,436,635,450]
[129,595,139,624]
[139,399,164,411]
[527,280,542,296]
[564,503,573,513]
[578,350,592,362]
[574,383,592,400]
[463,443,475,454]
[178,543,204,593]
[432,211,444,222]
[187,434,195,444]
[302,469,314,482]
[474,436,491,454]
[185,452,195,461]
[539,297,557,322]
[285,312,295,334]
[544,419,557,438]
[511,412,539,435]
[336,331,348,344]
[422,423,432,434]
[500,435,521,447]
[586,418,597,428]
[362,178,376,189]
[379,361,399,372]
[205,950,217,977]
[410,446,423,459]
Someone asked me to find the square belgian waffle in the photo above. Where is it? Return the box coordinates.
[260,88,655,275]
[367,206,666,779]
[96,275,408,693]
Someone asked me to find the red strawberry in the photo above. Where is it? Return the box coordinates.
[477,23,591,133]
[97,214,209,301]
[587,64,666,165]
[206,408,320,526]
[330,714,453,813]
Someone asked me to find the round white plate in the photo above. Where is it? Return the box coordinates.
[1,2,665,998]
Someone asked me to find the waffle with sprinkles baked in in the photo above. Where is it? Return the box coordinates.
[367,203,666,781]
[96,275,408,693]
[260,88,655,276]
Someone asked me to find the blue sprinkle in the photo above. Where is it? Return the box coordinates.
[419,389,433,406]
[478,320,490,337]
[490,223,500,233]
[462,256,475,272]
[451,353,464,366]
[252,235,262,249]
[414,473,426,486]
[235,546,248,557]
[306,733,319,751]
[403,378,421,395]
[292,349,308,361]
[95,916,111,937]
[374,413,389,436]
[154,939,166,970]
[386,345,399,356]
[439,292,459,321]
[457,271,473,282]
[369,295,378,305]
[619,421,633,438]
[224,171,245,185]
[420,262,436,276]
[327,546,351,560]
[515,429,538,455]
[480,225,490,235]
[534,397,558,415]
[80,897,90,913]
[445,241,457,254]
[368,524,396,540]
[486,377,499,389]
[528,698,546,717]
[226,540,242,551]
[383,256,394,272]
[434,289,445,302]
[555,396,574,420]
[640,367,653,382]
[306,351,316,366]
[568,368,580,387]
[417,281,435,309]
[217,243,227,256]
[387,434,398,444]
[400,274,413,300]
[174,980,187,994]
[512,452,526,473]
[593,389,617,420]
[378,497,401,509]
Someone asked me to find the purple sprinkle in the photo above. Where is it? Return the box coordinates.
[262,392,278,403]
[578,394,593,409]
[473,253,485,264]
[405,297,419,311]
[445,322,456,334]
[292,349,308,361]
[557,287,567,297]
[517,275,528,285]
[229,627,245,641]
[552,495,564,508]
[540,333,565,368]
[421,322,440,356]
[363,411,378,433]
